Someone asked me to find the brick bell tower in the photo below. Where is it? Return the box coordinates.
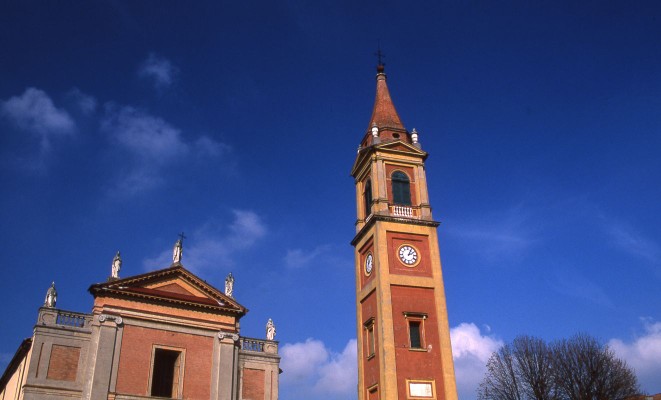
[351,64,458,400]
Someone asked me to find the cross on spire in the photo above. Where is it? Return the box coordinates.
[178,232,186,244]
[375,45,386,68]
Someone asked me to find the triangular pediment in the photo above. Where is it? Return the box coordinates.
[146,279,203,298]
[88,264,246,315]
[352,140,428,177]
[375,140,427,155]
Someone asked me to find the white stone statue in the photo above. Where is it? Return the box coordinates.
[44,282,57,308]
[111,251,122,279]
[266,318,276,341]
[172,238,183,263]
[225,272,234,297]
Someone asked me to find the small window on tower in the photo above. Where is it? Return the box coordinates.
[409,321,422,349]
[364,318,376,359]
[364,179,373,218]
[404,312,427,350]
[150,347,184,398]
[391,171,411,206]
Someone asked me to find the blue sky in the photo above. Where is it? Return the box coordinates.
[1,1,660,398]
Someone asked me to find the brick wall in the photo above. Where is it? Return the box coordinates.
[46,345,80,381]
[115,325,214,399]
[242,368,265,400]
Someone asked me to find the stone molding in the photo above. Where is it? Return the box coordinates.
[98,314,123,325]
[217,331,239,341]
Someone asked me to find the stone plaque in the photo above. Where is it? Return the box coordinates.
[409,382,433,397]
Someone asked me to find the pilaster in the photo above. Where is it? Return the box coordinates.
[83,314,123,400]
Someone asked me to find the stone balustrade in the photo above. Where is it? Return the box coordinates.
[37,307,93,329]
[240,337,278,355]
[390,205,414,217]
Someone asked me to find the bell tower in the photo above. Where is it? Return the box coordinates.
[351,64,458,400]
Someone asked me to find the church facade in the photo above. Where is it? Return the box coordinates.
[0,240,280,400]
[1,63,457,400]
[351,64,458,400]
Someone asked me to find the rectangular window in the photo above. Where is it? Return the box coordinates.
[151,347,184,398]
[409,321,422,349]
[368,325,375,357]
[368,384,379,400]
[404,312,427,350]
[364,318,376,359]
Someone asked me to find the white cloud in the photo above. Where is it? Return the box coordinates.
[1,87,75,151]
[281,339,329,381]
[549,269,613,308]
[66,87,97,114]
[138,53,177,89]
[446,206,536,262]
[194,136,231,157]
[609,319,661,394]
[104,105,187,162]
[101,105,227,195]
[228,210,267,249]
[606,223,660,265]
[284,245,331,268]
[451,323,503,400]
[280,338,357,400]
[314,340,358,394]
[142,210,267,273]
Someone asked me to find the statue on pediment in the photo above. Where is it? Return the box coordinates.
[44,282,57,308]
[266,318,276,341]
[111,251,122,279]
[225,272,234,297]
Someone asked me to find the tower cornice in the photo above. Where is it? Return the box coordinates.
[351,214,440,246]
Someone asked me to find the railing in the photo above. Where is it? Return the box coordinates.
[240,337,278,355]
[38,308,93,329]
[56,310,88,327]
[390,205,414,217]
[241,337,265,352]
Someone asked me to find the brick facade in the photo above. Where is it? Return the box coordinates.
[242,369,265,400]
[46,345,80,382]
[0,263,281,400]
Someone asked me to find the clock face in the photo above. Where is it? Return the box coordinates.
[398,244,419,267]
[365,253,374,275]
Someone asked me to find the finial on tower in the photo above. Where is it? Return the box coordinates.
[371,123,381,144]
[172,232,186,264]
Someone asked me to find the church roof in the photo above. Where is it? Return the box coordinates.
[88,264,247,316]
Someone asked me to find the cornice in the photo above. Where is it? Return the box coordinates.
[351,214,440,246]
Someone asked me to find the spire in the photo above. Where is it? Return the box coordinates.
[362,64,409,146]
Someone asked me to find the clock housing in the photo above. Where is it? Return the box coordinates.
[387,232,432,277]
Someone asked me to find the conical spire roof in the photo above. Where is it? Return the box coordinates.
[362,65,409,146]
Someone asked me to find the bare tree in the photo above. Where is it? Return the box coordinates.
[478,336,555,400]
[513,336,557,400]
[479,343,523,400]
[552,334,639,400]
[478,334,639,400]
